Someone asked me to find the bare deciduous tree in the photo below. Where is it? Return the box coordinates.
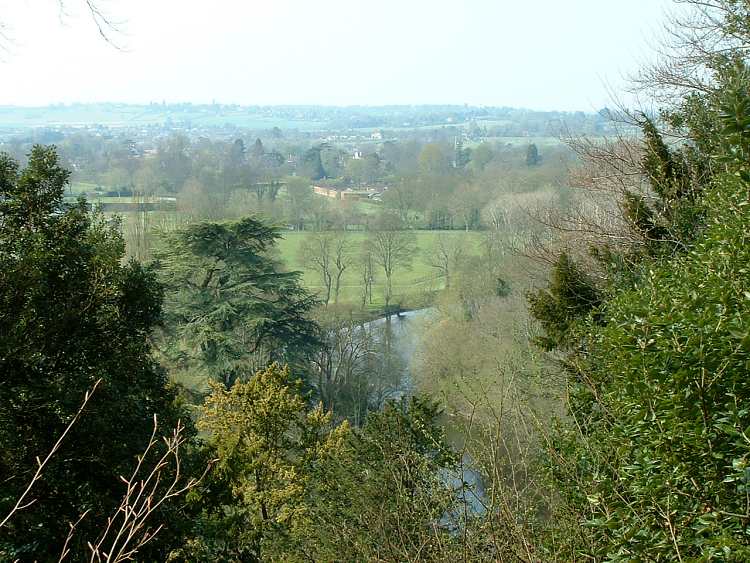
[331,233,352,304]
[522,1,750,277]
[311,317,378,425]
[632,0,750,104]
[300,232,334,304]
[358,246,376,309]
[424,232,464,289]
[367,215,416,310]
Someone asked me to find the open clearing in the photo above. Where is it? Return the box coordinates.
[277,230,484,309]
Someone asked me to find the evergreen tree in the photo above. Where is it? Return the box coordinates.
[525,143,541,166]
[229,138,246,164]
[0,147,186,560]
[301,146,325,180]
[527,252,601,350]
[532,61,750,561]
[251,137,264,159]
[153,217,320,388]
[174,363,348,561]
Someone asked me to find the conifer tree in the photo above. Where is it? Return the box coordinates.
[0,147,185,560]
[153,217,320,387]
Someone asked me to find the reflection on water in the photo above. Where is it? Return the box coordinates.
[360,308,436,400]
[310,311,421,426]
[361,309,486,515]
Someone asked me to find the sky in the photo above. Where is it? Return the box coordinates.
[0,0,673,111]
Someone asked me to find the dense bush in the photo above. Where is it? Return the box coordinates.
[534,62,750,562]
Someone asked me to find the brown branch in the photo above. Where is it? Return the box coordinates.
[84,417,214,563]
[0,379,102,529]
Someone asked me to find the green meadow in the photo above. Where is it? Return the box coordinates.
[277,230,483,309]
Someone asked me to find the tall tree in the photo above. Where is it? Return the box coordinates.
[425,232,465,289]
[153,217,320,387]
[525,143,541,166]
[299,232,353,306]
[0,146,186,560]
[157,134,192,193]
[251,138,265,160]
[367,214,417,310]
[299,232,334,305]
[301,146,326,181]
[418,143,449,176]
[470,142,494,171]
[382,178,418,224]
[177,363,347,561]
[359,246,376,309]
[285,176,313,231]
[331,233,353,304]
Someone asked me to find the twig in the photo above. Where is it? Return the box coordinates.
[0,379,102,529]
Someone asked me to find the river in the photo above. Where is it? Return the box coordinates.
[361,308,487,515]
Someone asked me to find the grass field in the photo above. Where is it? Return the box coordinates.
[107,201,487,312]
[277,230,484,309]
[482,135,565,147]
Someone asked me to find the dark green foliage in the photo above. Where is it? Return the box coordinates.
[633,117,704,254]
[641,117,691,202]
[667,93,722,169]
[549,173,750,561]
[495,275,511,298]
[154,217,320,388]
[301,146,325,180]
[0,147,186,560]
[717,64,750,164]
[526,143,541,166]
[622,190,670,245]
[527,253,601,350]
[251,137,264,159]
[535,65,750,560]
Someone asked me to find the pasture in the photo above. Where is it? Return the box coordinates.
[277,230,484,309]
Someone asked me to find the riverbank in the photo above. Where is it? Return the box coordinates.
[313,291,438,325]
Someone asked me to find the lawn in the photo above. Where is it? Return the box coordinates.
[107,205,486,313]
[276,230,483,310]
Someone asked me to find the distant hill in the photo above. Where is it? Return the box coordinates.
[0,103,614,136]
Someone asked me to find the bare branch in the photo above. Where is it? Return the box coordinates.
[0,1,125,52]
[82,417,213,563]
[0,379,102,529]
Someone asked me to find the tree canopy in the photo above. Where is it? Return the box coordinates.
[0,146,186,560]
[153,217,320,388]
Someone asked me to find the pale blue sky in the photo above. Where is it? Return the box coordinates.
[0,0,672,110]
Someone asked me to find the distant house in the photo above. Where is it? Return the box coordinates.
[341,188,378,201]
[312,185,383,201]
[370,130,383,140]
[352,149,363,160]
[313,185,340,199]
